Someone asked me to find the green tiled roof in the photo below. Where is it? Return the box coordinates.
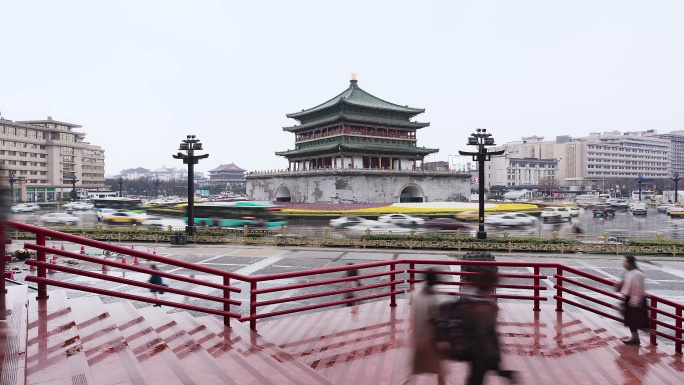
[287,80,425,120]
[275,143,438,158]
[283,113,430,132]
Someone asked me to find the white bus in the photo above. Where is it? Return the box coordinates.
[87,191,118,199]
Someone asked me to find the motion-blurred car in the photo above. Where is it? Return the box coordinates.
[631,203,647,215]
[377,213,425,226]
[541,207,571,222]
[567,207,580,217]
[592,204,616,217]
[96,208,117,221]
[346,222,420,234]
[487,214,535,226]
[141,217,165,227]
[11,203,40,213]
[668,207,684,217]
[103,212,146,224]
[329,216,368,228]
[423,218,471,231]
[657,204,673,213]
[39,213,80,226]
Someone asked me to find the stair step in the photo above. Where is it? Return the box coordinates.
[197,315,334,385]
[0,285,29,385]
[136,307,233,385]
[103,302,196,385]
[25,290,95,385]
[69,295,147,385]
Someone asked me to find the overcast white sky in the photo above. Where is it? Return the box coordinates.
[1,0,683,176]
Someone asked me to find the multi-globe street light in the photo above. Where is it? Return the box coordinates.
[8,173,17,204]
[637,175,644,201]
[154,179,161,197]
[459,128,505,240]
[672,172,681,203]
[70,174,79,201]
[116,177,125,197]
[173,135,209,235]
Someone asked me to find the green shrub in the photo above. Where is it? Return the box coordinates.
[360,234,575,244]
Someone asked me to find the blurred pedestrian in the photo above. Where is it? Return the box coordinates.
[345,263,360,318]
[149,264,166,307]
[616,256,648,345]
[461,271,517,385]
[400,268,446,385]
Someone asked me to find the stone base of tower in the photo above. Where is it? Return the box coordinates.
[246,169,471,203]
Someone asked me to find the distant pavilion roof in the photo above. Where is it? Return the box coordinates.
[286,79,425,121]
[210,163,245,172]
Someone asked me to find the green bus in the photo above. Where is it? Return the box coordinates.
[93,198,143,212]
[188,201,287,228]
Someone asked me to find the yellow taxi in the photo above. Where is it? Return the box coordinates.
[103,212,146,224]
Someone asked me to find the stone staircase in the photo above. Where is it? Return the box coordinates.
[0,286,333,385]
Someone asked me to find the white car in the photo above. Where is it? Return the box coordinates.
[141,217,166,227]
[96,208,117,220]
[346,222,421,234]
[567,207,580,217]
[540,207,571,222]
[329,216,368,228]
[39,213,81,226]
[487,214,535,226]
[72,202,94,210]
[11,203,40,213]
[377,214,425,227]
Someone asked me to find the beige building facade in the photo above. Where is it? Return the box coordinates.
[0,116,106,202]
[489,131,671,191]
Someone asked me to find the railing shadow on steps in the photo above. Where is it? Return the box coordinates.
[5,220,684,355]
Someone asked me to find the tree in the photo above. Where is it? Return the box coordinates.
[537,177,559,196]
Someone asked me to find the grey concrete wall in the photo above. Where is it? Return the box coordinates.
[246,170,471,203]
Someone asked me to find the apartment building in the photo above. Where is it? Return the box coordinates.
[488,131,670,190]
[0,116,106,202]
[649,130,684,175]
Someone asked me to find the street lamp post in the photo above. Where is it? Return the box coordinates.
[8,173,17,204]
[173,135,209,235]
[459,128,505,240]
[672,173,681,203]
[637,175,644,201]
[116,177,125,197]
[70,174,79,201]
[154,179,161,197]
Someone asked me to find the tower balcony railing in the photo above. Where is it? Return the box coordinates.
[246,167,471,176]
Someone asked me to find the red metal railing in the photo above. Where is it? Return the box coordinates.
[5,220,683,354]
[11,222,244,326]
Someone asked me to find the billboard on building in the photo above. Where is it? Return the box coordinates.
[448,155,477,171]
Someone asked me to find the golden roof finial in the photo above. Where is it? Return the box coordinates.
[351,72,357,81]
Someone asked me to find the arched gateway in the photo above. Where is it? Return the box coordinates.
[399,184,424,202]
[275,185,292,202]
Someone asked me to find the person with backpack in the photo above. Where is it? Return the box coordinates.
[615,256,649,345]
[399,268,446,385]
[461,270,517,385]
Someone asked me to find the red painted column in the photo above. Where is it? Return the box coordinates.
[351,157,355,168]
[223,276,231,327]
[413,159,416,171]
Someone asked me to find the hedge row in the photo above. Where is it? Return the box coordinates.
[359,234,575,244]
